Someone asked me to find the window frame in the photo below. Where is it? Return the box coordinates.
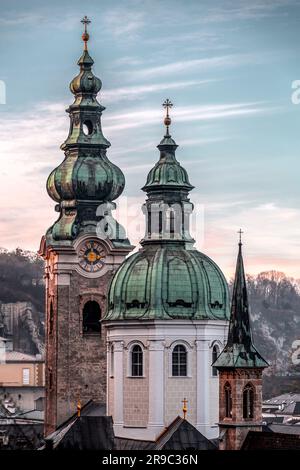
[243,382,255,419]
[128,343,144,378]
[211,343,220,377]
[82,300,101,335]
[171,344,188,378]
[224,381,232,418]
[22,368,30,385]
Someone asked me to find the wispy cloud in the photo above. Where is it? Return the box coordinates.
[103,102,275,132]
[103,8,145,38]
[127,53,259,81]
[102,79,217,103]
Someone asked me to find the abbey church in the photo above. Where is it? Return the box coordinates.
[39,18,269,451]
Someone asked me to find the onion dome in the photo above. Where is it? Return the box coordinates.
[44,17,127,243]
[104,100,230,322]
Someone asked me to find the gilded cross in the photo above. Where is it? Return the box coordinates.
[182,397,188,419]
[162,99,173,135]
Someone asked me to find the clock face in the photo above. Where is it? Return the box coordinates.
[78,240,106,273]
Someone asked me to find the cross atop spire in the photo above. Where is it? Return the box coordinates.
[162,99,173,136]
[238,228,243,245]
[81,16,91,50]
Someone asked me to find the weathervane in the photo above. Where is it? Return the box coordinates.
[238,228,244,245]
[81,16,91,51]
[162,98,173,135]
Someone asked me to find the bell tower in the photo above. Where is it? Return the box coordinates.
[212,232,268,450]
[39,17,133,435]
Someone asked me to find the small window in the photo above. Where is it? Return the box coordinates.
[49,301,54,336]
[110,345,114,377]
[159,211,163,234]
[83,301,101,334]
[172,344,187,377]
[243,383,254,419]
[224,382,232,418]
[48,369,53,391]
[212,344,219,377]
[131,345,143,377]
[82,120,93,135]
[22,368,30,385]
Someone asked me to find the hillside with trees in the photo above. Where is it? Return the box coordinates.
[0,248,44,312]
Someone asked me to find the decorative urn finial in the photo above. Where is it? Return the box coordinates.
[162,98,173,136]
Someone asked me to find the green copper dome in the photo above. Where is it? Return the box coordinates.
[47,153,125,202]
[142,135,194,192]
[105,244,229,321]
[104,100,230,323]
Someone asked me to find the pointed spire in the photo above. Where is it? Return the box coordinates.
[212,232,268,369]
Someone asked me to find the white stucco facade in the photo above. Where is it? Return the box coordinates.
[105,319,228,441]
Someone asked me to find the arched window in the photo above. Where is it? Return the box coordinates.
[48,368,53,391]
[82,301,101,334]
[243,383,254,419]
[172,344,187,377]
[49,301,54,336]
[212,344,219,377]
[159,211,163,235]
[224,382,232,418]
[131,345,143,377]
[110,345,114,377]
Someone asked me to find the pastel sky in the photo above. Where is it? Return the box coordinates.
[0,0,300,279]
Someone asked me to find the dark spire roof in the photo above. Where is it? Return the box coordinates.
[213,233,268,369]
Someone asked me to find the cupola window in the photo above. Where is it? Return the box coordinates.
[131,344,143,377]
[172,344,187,377]
[82,120,93,135]
[82,301,101,334]
[212,344,219,377]
[243,383,255,419]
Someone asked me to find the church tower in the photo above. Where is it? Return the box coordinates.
[39,18,133,435]
[213,233,268,450]
[103,102,230,441]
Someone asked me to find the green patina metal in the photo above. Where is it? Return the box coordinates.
[104,101,230,322]
[213,241,268,369]
[142,135,194,192]
[105,243,229,320]
[44,30,129,247]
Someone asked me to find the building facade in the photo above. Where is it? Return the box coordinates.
[104,102,230,441]
[39,19,132,435]
[0,350,44,415]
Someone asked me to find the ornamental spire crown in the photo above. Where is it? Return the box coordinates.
[142,100,193,193]
[44,17,128,244]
